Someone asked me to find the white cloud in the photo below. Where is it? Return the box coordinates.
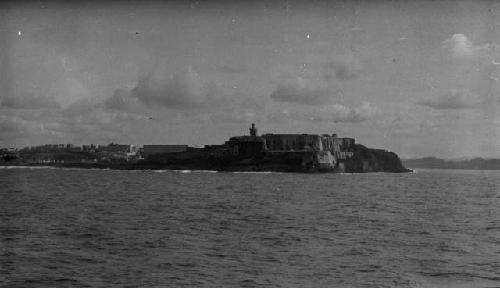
[317,101,379,123]
[353,101,379,120]
[267,101,379,124]
[418,89,479,109]
[442,34,490,57]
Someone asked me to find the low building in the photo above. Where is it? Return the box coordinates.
[99,143,130,153]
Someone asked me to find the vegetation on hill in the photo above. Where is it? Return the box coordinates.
[403,157,500,170]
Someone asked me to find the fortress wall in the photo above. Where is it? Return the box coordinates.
[262,134,322,151]
[143,145,188,158]
[341,138,355,150]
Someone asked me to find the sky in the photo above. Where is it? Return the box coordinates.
[1,0,499,158]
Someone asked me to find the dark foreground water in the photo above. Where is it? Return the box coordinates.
[0,168,499,288]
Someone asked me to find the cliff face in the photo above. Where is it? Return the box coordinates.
[343,144,410,173]
[141,144,410,173]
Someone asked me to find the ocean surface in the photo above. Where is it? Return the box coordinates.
[0,167,499,288]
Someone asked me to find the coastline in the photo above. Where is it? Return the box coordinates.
[0,153,412,173]
[1,125,411,173]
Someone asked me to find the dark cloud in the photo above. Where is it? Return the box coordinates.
[104,89,143,113]
[1,95,60,109]
[62,98,99,118]
[26,6,90,56]
[418,89,478,109]
[0,115,46,142]
[270,81,333,106]
[0,117,24,134]
[132,67,214,109]
[324,55,362,80]
[216,64,247,74]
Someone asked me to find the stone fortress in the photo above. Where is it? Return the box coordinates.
[144,123,355,172]
[196,123,356,172]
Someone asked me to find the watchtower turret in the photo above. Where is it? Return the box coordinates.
[249,123,257,137]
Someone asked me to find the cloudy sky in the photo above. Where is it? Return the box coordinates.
[1,0,499,158]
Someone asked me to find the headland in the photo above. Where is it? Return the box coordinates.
[1,124,410,173]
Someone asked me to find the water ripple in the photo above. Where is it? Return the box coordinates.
[0,168,499,287]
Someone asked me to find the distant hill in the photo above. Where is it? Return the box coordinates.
[403,157,500,170]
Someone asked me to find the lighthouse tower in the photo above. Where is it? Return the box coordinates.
[249,123,257,137]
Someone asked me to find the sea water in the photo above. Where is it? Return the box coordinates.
[1,168,499,287]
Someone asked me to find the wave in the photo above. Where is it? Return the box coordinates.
[0,165,57,169]
[168,169,218,174]
[230,171,277,174]
[158,170,278,174]
[153,169,279,174]
[0,165,111,171]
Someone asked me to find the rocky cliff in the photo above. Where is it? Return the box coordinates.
[343,144,410,173]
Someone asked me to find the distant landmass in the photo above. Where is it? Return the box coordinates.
[403,157,500,170]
